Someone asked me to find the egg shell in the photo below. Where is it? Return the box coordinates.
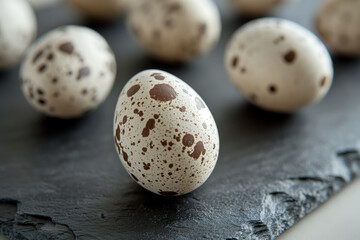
[316,0,360,56]
[0,0,37,70]
[67,0,128,21]
[113,70,219,196]
[21,25,116,119]
[225,18,333,113]
[127,0,221,63]
[227,0,286,16]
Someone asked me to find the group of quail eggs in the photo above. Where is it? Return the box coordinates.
[1,0,359,196]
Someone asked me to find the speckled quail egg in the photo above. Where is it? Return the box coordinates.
[0,0,37,70]
[127,0,221,63]
[225,18,333,113]
[316,0,360,56]
[227,0,286,16]
[113,70,219,196]
[21,25,116,119]
[66,0,128,21]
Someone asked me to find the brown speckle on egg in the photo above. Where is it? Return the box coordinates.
[283,50,296,63]
[127,84,141,97]
[149,84,177,102]
[58,42,74,54]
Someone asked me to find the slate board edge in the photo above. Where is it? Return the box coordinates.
[1,148,359,240]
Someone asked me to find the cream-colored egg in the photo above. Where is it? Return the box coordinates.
[316,0,360,56]
[0,0,37,70]
[113,70,219,196]
[21,26,116,119]
[127,0,221,63]
[225,18,333,113]
[227,0,286,16]
[66,0,128,21]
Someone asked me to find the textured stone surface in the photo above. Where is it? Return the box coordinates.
[0,0,360,239]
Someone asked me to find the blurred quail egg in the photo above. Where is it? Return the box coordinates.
[225,18,333,113]
[21,25,116,118]
[127,0,221,63]
[0,0,37,70]
[227,0,286,17]
[316,0,360,56]
[67,0,128,21]
[113,70,219,196]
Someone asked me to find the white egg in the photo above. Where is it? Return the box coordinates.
[227,0,286,16]
[127,0,221,63]
[316,0,360,56]
[0,0,37,70]
[66,0,128,21]
[21,26,116,119]
[113,70,219,196]
[225,18,333,113]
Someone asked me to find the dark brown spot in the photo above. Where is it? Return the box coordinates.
[37,88,45,95]
[202,122,207,129]
[142,119,156,137]
[182,134,195,147]
[38,99,46,105]
[179,106,186,112]
[32,50,43,63]
[199,23,207,36]
[139,111,144,117]
[268,85,277,94]
[116,125,120,141]
[283,50,296,63]
[168,3,181,13]
[195,97,205,110]
[232,56,239,68]
[143,163,150,170]
[77,67,90,80]
[123,150,130,167]
[320,76,327,87]
[82,89,88,95]
[169,142,174,146]
[130,174,139,182]
[158,191,178,196]
[168,172,172,176]
[161,140,167,147]
[169,164,173,168]
[127,84,140,97]
[47,53,54,61]
[149,84,177,102]
[150,72,165,80]
[52,77,58,84]
[154,114,159,119]
[38,64,47,73]
[59,42,74,54]
[142,147,147,152]
[189,141,206,160]
[123,115,127,124]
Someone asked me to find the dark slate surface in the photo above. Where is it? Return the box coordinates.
[1,0,360,239]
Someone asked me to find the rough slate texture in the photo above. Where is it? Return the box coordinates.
[1,0,360,239]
